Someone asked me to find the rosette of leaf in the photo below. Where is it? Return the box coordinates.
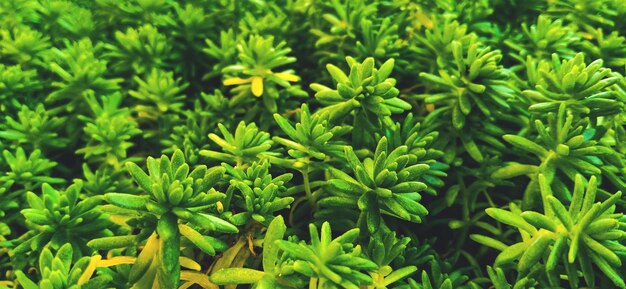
[474,174,626,288]
[91,0,172,28]
[0,64,41,112]
[104,24,172,74]
[355,18,405,65]
[364,231,418,289]
[210,216,305,289]
[580,29,626,70]
[504,15,579,65]
[43,3,95,41]
[128,68,189,121]
[386,113,447,196]
[238,5,292,37]
[416,35,516,130]
[545,0,620,30]
[11,181,110,263]
[15,243,112,289]
[309,0,377,62]
[492,104,616,204]
[222,35,303,113]
[45,38,123,111]
[79,163,133,197]
[311,0,404,66]
[94,150,237,288]
[223,160,294,226]
[203,29,239,80]
[0,104,68,151]
[273,104,351,164]
[0,26,51,66]
[162,90,234,166]
[421,109,517,164]
[325,137,429,223]
[1,148,64,194]
[77,93,142,167]
[409,19,472,75]
[311,57,411,146]
[200,121,273,166]
[522,53,622,117]
[276,222,378,289]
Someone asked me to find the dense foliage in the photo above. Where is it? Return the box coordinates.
[1,0,626,288]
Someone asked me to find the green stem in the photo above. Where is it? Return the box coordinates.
[302,167,316,211]
[309,277,318,289]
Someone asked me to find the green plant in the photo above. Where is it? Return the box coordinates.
[475,174,626,287]
[90,150,237,288]
[1,1,626,289]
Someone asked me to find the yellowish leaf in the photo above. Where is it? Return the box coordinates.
[416,12,434,29]
[180,271,219,289]
[97,256,136,267]
[251,76,264,97]
[180,256,202,271]
[274,72,299,82]
[78,254,102,285]
[224,77,252,86]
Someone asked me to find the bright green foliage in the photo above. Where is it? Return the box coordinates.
[410,261,480,289]
[410,19,470,72]
[276,222,378,289]
[492,104,617,204]
[203,29,239,80]
[129,68,189,119]
[477,174,626,288]
[523,53,622,116]
[273,104,351,162]
[312,57,410,146]
[0,104,67,151]
[1,1,626,289]
[77,93,142,167]
[385,113,447,196]
[0,25,50,66]
[505,15,580,64]
[14,243,111,289]
[12,182,109,263]
[1,148,64,192]
[200,121,273,165]
[418,35,515,130]
[0,64,41,112]
[313,57,409,119]
[46,38,122,111]
[223,160,294,226]
[104,24,172,74]
[325,137,429,223]
[105,150,235,233]
[364,231,418,289]
[310,0,404,65]
[580,29,626,70]
[222,35,304,112]
[91,150,236,288]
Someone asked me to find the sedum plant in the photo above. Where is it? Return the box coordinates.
[1,1,626,289]
[475,174,626,288]
[222,35,304,113]
[10,181,109,267]
[91,150,237,288]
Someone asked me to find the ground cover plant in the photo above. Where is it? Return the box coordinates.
[0,0,626,288]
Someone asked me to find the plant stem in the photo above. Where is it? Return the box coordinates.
[309,277,318,289]
[302,166,317,211]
